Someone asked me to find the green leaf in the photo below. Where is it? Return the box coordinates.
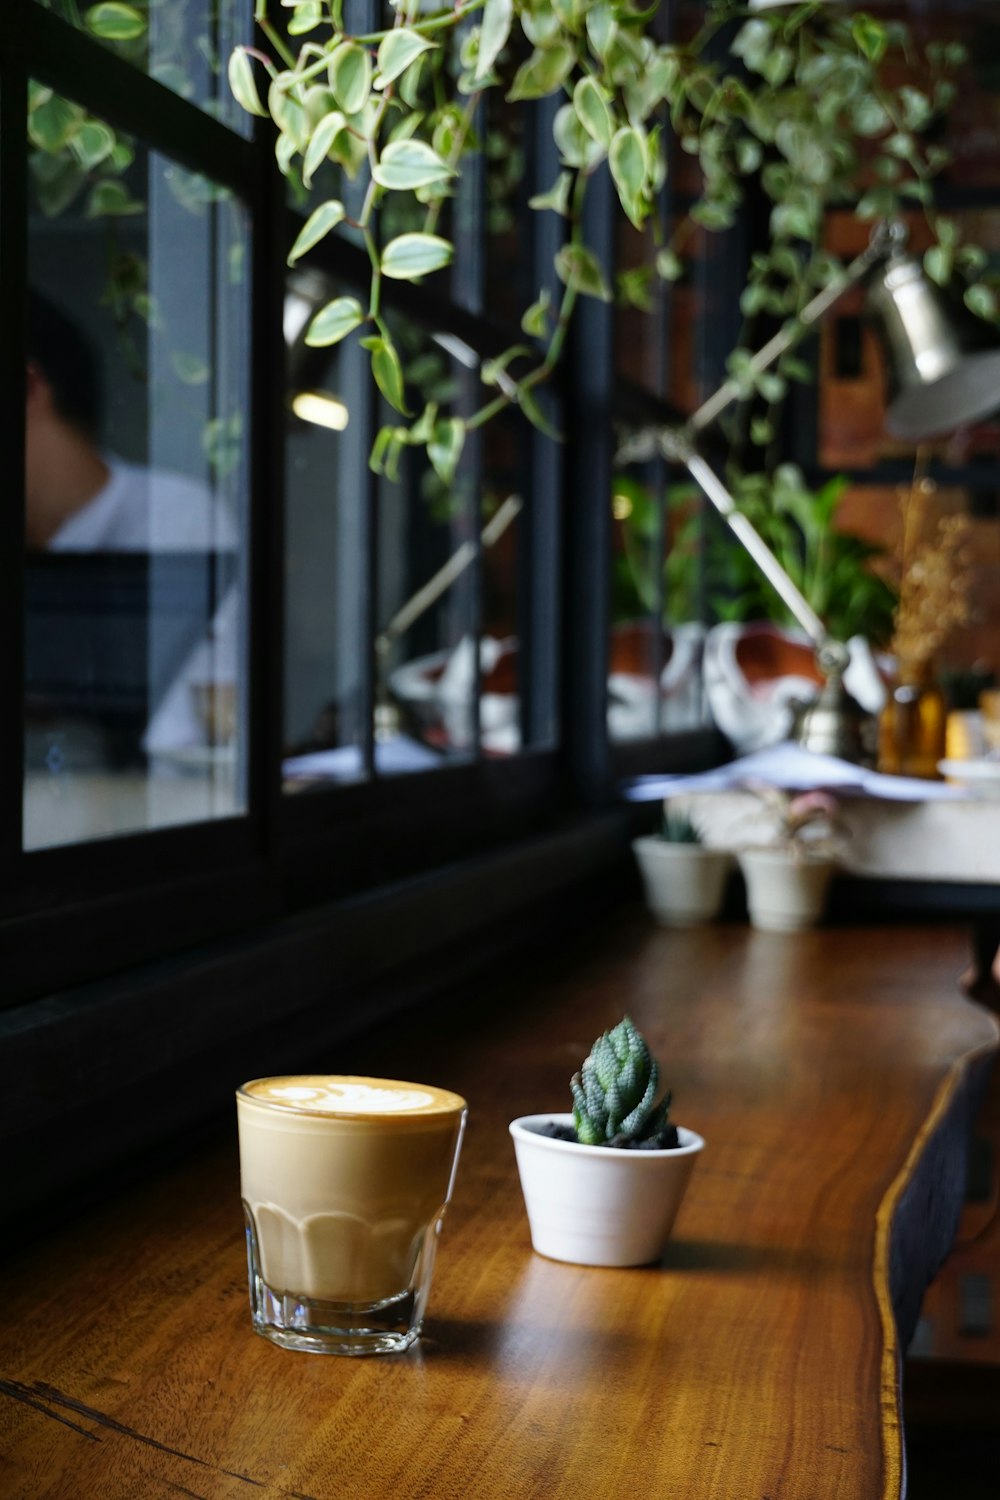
[69,120,116,170]
[521,2,562,49]
[372,139,454,191]
[528,172,572,216]
[228,49,267,118]
[305,296,365,347]
[521,289,551,338]
[482,345,531,386]
[730,20,770,68]
[507,43,574,103]
[361,335,409,415]
[585,3,618,59]
[275,131,298,175]
[518,385,562,440]
[85,3,146,41]
[760,47,793,88]
[964,284,997,321]
[655,248,683,283]
[899,87,931,132]
[376,29,436,88]
[329,42,372,116]
[428,419,466,483]
[852,96,889,137]
[477,0,513,79]
[85,179,144,217]
[289,200,346,265]
[302,112,347,187]
[269,77,310,150]
[27,93,81,152]
[287,0,322,36]
[171,351,211,386]
[851,15,888,63]
[573,77,614,150]
[381,232,453,280]
[555,243,611,302]
[552,103,602,170]
[608,126,646,229]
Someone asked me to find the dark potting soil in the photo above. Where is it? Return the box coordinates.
[533,1121,681,1151]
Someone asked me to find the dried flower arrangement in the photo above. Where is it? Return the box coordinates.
[888,455,973,683]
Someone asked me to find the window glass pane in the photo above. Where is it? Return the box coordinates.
[608,463,709,742]
[282,273,369,788]
[376,321,478,771]
[24,89,250,849]
[34,0,251,135]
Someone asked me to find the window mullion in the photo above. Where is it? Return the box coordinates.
[0,63,28,872]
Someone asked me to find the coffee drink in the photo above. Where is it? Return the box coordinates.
[237,1075,467,1354]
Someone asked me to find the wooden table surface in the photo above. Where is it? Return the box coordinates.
[3,916,997,1500]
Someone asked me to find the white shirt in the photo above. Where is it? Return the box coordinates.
[48,457,241,752]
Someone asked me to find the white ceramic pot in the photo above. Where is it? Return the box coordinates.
[738,848,835,932]
[631,836,732,928]
[509,1113,705,1267]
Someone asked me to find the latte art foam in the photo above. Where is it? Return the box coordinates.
[241,1074,465,1119]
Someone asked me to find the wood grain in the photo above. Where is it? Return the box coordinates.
[2,917,996,1500]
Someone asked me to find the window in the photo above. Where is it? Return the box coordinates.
[1,0,717,1011]
[24,91,250,848]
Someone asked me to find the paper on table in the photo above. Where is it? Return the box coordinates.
[283,735,442,781]
[622,741,971,803]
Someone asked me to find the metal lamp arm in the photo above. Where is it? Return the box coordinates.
[671,440,828,647]
[689,226,897,435]
[616,225,904,655]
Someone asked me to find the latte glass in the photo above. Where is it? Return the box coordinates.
[237,1075,467,1355]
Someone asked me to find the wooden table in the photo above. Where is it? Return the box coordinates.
[2,917,997,1500]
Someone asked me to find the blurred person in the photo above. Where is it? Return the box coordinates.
[25,290,238,754]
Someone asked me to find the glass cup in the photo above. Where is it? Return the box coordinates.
[236,1074,467,1355]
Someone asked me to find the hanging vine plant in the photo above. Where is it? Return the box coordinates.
[230,0,991,481]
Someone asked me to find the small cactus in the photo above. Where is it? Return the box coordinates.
[661,808,701,844]
[570,1016,672,1146]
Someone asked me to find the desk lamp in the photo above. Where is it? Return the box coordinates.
[620,220,1000,763]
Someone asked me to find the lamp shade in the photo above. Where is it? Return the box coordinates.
[866,252,1000,440]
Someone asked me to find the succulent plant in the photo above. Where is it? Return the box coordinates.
[662,809,702,845]
[570,1017,672,1147]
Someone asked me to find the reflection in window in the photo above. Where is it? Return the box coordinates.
[608,467,708,742]
[280,299,554,787]
[282,270,370,785]
[24,89,249,849]
[34,0,251,134]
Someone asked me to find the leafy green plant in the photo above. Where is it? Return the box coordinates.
[703,467,898,645]
[570,1016,674,1147]
[231,1,989,476]
[614,466,897,645]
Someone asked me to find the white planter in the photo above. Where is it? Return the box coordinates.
[509,1114,705,1267]
[738,848,835,932]
[631,836,732,927]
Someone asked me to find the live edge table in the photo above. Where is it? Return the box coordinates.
[3,918,997,1500]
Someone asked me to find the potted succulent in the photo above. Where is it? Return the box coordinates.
[732,786,847,931]
[509,1016,704,1266]
[632,805,732,927]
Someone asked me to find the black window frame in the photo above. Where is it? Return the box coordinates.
[1,0,720,1011]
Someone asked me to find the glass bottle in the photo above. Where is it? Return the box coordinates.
[878,664,947,779]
